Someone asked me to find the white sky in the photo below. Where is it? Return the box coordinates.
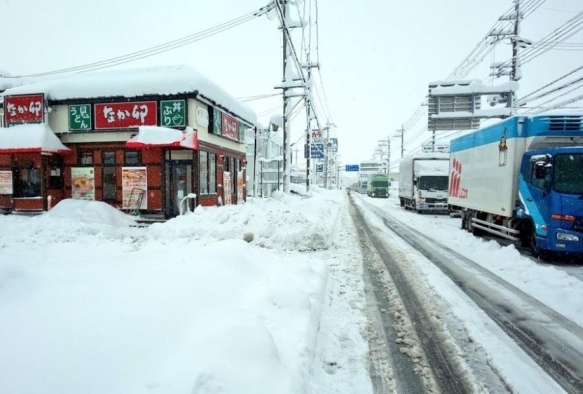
[1,190,581,393]
[1,0,582,167]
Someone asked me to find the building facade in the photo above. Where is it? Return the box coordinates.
[0,66,255,217]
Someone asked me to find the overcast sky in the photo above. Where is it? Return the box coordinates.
[1,0,582,168]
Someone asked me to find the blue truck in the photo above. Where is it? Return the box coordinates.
[448,115,583,258]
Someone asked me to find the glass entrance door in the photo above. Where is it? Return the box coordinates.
[165,161,192,217]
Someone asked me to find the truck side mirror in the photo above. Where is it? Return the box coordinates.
[413,179,417,185]
[534,162,546,179]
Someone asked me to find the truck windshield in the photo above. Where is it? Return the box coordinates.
[554,153,583,194]
[372,180,388,187]
[418,176,448,192]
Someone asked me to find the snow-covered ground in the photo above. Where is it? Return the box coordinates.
[0,189,372,394]
[1,189,582,393]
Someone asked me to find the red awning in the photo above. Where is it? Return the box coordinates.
[0,124,72,155]
[126,126,198,150]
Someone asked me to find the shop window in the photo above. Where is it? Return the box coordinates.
[209,153,216,194]
[47,156,64,189]
[231,158,239,194]
[79,151,93,166]
[125,151,140,165]
[103,151,117,201]
[199,151,217,195]
[103,151,116,166]
[200,151,208,194]
[13,167,41,198]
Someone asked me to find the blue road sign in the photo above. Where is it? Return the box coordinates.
[345,164,359,172]
[304,143,325,159]
[316,164,324,173]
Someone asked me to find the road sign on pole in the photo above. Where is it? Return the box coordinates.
[345,164,359,172]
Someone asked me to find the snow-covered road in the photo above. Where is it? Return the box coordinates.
[351,192,583,393]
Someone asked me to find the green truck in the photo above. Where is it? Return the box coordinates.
[366,173,390,198]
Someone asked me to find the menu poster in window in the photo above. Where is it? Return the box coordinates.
[0,171,13,194]
[223,172,232,205]
[71,167,95,200]
[237,170,244,204]
[122,167,147,209]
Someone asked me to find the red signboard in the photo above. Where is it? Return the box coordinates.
[94,101,157,130]
[4,94,45,124]
[221,113,238,140]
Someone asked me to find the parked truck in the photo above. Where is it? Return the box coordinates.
[366,173,390,198]
[399,152,450,213]
[448,114,583,258]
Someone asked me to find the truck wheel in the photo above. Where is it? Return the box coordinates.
[527,224,550,260]
[400,198,405,207]
[466,210,483,236]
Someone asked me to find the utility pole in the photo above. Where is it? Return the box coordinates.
[323,121,330,189]
[394,124,405,159]
[510,0,520,82]
[378,136,390,174]
[304,56,318,193]
[280,0,291,194]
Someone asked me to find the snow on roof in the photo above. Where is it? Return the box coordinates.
[0,123,71,154]
[430,80,519,96]
[416,160,450,175]
[431,107,514,119]
[1,65,257,125]
[126,126,198,150]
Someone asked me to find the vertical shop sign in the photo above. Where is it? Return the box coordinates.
[4,94,44,125]
[238,123,246,143]
[122,167,147,209]
[212,108,222,135]
[160,100,186,127]
[223,172,232,205]
[69,104,92,131]
[94,101,157,129]
[221,113,238,140]
[195,105,209,128]
[0,171,13,194]
[71,167,95,200]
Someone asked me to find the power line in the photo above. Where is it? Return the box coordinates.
[13,4,273,77]
[525,82,583,113]
[238,93,282,102]
[495,10,583,70]
[518,68,583,105]
[395,0,546,154]
[531,93,583,113]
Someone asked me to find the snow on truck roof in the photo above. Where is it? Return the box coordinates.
[1,65,256,125]
[416,160,449,175]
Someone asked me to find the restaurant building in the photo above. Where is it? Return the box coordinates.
[0,65,256,217]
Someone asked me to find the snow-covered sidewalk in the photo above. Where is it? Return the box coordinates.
[0,190,372,394]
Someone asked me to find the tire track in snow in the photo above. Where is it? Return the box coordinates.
[350,198,474,394]
[367,203,583,394]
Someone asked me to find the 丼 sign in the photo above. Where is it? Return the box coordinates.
[160,100,186,127]
[4,94,44,125]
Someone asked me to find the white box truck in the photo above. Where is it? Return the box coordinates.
[398,152,450,213]
[448,114,583,258]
